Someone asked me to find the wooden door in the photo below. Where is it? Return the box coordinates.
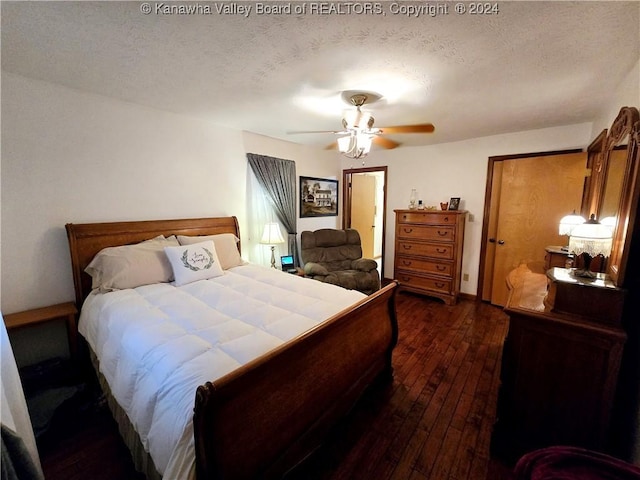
[481,162,503,302]
[351,174,377,258]
[489,152,586,306]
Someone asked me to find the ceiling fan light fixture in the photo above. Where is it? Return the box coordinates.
[288,91,435,156]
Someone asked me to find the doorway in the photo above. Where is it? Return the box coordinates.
[479,150,586,306]
[343,167,387,279]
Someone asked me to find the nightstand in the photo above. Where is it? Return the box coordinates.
[4,302,78,360]
[544,245,571,269]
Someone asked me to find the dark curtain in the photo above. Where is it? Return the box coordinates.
[247,153,300,267]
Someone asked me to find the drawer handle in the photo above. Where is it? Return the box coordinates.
[444,216,449,222]
[403,245,412,250]
[437,230,448,236]
[436,248,447,253]
[435,282,445,288]
[402,260,412,266]
[403,215,408,220]
[401,276,411,282]
[436,265,446,271]
[404,228,413,234]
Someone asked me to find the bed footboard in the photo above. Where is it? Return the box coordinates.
[193,281,398,479]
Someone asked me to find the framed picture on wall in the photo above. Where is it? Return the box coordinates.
[448,197,461,211]
[300,176,339,217]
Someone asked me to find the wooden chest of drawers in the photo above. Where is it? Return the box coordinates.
[394,209,466,305]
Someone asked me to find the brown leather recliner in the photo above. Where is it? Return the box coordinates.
[300,228,380,295]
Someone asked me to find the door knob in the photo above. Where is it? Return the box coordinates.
[498,240,505,245]
[489,238,496,243]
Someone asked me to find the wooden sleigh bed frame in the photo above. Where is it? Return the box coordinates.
[66,216,398,479]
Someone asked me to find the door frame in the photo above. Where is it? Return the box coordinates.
[477,149,583,302]
[343,166,388,279]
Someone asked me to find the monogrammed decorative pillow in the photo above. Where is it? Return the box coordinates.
[164,240,224,286]
[176,233,244,270]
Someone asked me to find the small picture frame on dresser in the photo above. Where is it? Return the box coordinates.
[448,197,460,210]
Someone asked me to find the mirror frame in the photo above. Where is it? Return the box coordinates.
[595,106,640,286]
[581,128,607,219]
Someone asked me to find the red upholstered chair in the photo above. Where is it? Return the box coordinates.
[514,446,640,480]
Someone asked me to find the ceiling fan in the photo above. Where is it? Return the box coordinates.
[288,92,435,159]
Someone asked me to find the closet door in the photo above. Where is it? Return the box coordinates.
[351,174,377,259]
[488,152,586,306]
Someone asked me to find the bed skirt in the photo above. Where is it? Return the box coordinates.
[89,350,167,480]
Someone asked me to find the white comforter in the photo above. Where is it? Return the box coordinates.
[78,264,366,479]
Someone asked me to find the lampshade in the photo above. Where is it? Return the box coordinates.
[337,132,373,159]
[568,216,613,258]
[260,222,285,245]
[600,216,617,232]
[559,211,586,235]
[337,135,352,153]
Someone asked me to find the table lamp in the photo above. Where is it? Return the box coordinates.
[568,214,613,278]
[558,210,585,250]
[260,222,285,268]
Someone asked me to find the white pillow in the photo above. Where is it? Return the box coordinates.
[85,235,179,292]
[164,240,224,286]
[177,233,244,270]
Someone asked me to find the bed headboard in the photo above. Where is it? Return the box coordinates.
[65,216,241,307]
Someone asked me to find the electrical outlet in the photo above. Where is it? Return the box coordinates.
[468,213,474,222]
[463,273,469,281]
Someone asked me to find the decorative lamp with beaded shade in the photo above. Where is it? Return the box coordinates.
[559,210,586,251]
[568,214,613,278]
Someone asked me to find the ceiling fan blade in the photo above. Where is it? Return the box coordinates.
[373,136,400,149]
[378,123,435,134]
[287,130,344,135]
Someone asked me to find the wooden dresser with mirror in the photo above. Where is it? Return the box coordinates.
[492,106,640,463]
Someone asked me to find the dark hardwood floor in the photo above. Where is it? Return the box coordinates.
[38,291,514,480]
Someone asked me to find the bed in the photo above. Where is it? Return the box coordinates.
[65,216,398,479]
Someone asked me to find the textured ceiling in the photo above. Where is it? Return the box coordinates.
[2,1,639,149]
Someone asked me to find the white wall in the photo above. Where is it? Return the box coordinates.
[591,58,640,139]
[1,73,249,315]
[343,122,594,294]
